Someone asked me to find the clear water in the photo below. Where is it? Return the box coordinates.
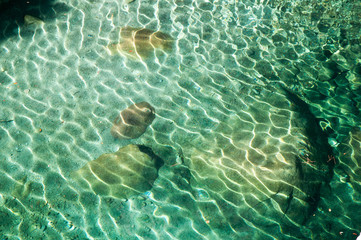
[0,0,360,239]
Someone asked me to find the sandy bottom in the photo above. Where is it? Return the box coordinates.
[0,0,360,239]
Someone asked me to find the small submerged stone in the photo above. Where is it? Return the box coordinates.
[71,144,164,199]
[107,27,174,60]
[24,15,44,26]
[111,101,155,139]
[12,176,32,199]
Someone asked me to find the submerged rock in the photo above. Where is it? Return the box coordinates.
[71,144,164,199]
[24,15,44,26]
[111,101,155,139]
[107,27,174,60]
[12,176,31,199]
[184,87,334,237]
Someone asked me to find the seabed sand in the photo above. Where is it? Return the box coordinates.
[0,0,361,239]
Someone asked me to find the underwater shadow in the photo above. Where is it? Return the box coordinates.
[0,0,70,42]
[281,85,335,224]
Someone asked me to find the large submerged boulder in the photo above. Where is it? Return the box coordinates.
[71,144,164,199]
[184,87,334,237]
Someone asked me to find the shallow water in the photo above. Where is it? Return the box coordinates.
[0,0,360,239]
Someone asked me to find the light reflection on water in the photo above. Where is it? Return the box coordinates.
[0,0,360,239]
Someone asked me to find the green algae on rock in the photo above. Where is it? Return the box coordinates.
[107,27,174,60]
[111,101,155,140]
[71,144,164,199]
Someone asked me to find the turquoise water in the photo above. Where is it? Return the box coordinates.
[0,0,360,239]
